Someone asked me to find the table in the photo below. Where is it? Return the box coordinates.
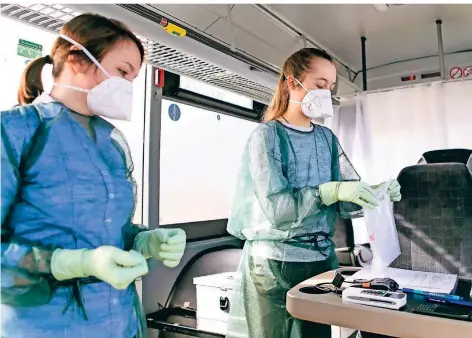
[286,270,472,338]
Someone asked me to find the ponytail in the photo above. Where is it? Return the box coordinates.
[263,73,290,122]
[17,55,52,106]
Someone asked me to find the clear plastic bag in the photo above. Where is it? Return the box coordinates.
[363,181,401,273]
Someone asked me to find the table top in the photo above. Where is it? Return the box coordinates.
[286,270,472,338]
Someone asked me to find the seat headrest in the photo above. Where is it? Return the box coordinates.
[467,155,472,172]
[418,149,472,165]
[398,163,472,190]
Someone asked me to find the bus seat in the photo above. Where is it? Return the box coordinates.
[391,163,472,277]
[333,217,372,267]
[418,148,472,165]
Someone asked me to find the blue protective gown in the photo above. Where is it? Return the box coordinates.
[1,96,148,338]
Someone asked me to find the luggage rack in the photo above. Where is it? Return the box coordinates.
[146,306,225,338]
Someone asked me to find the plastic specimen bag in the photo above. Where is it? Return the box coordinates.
[363,181,401,272]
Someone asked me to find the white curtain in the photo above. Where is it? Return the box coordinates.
[329,80,472,244]
[333,80,472,184]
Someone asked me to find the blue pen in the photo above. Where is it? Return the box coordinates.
[426,296,472,309]
[402,288,463,300]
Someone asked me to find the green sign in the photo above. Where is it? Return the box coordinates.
[17,39,43,59]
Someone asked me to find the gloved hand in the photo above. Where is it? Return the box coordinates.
[51,246,149,290]
[372,179,402,202]
[133,228,186,268]
[319,181,380,210]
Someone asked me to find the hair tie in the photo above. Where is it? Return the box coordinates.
[44,55,53,64]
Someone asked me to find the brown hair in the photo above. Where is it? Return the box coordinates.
[18,13,145,105]
[263,48,333,122]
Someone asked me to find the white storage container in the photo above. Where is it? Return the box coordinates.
[193,272,352,338]
[193,272,247,337]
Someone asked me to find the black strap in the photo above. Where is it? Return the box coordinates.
[56,277,103,320]
[282,231,331,257]
[274,122,299,177]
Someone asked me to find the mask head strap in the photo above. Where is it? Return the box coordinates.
[52,83,90,93]
[286,76,309,104]
[59,34,110,78]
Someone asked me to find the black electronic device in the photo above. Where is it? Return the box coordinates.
[412,303,472,321]
[351,277,399,292]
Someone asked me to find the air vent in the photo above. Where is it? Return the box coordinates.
[421,71,441,79]
[1,3,275,104]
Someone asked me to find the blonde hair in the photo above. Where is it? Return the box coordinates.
[263,48,333,122]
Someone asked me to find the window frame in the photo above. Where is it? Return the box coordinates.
[144,68,261,241]
[162,70,267,122]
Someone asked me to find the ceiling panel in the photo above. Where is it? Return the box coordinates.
[229,5,299,57]
[266,4,472,70]
[203,4,304,69]
[204,4,234,18]
[206,18,287,68]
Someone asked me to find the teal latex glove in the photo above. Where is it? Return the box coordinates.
[133,228,186,268]
[319,181,380,210]
[51,246,149,290]
[372,179,402,202]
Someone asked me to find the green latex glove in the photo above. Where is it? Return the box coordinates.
[51,246,149,290]
[372,179,402,202]
[319,181,380,210]
[133,228,186,268]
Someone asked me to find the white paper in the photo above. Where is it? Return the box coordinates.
[348,267,458,293]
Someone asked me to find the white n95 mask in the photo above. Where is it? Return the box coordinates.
[288,77,334,119]
[53,34,133,121]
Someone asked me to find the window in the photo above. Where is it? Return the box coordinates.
[0,17,146,224]
[159,79,258,225]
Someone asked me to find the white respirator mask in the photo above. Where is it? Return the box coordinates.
[53,34,133,121]
[288,77,334,119]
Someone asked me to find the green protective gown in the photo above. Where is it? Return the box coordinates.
[226,121,363,338]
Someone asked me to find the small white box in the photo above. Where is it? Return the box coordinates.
[193,272,247,337]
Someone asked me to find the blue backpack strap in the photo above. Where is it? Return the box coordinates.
[19,105,46,176]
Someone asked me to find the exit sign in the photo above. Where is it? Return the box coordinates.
[17,39,43,59]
